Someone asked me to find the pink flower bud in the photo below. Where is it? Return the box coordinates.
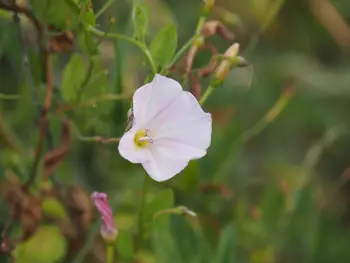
[91,192,118,243]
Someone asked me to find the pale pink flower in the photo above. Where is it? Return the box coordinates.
[118,74,212,182]
[91,192,118,242]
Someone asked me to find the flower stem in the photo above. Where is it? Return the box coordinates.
[213,86,295,180]
[0,93,20,100]
[137,175,151,248]
[88,26,157,74]
[162,15,207,75]
[67,118,120,144]
[106,245,114,263]
[95,0,115,19]
[71,221,100,263]
[57,93,130,112]
[199,84,215,105]
[195,16,206,35]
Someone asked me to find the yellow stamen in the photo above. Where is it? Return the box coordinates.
[134,130,150,148]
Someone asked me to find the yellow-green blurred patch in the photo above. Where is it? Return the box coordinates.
[13,225,67,263]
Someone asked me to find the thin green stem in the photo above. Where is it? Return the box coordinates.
[165,36,195,73]
[199,84,214,105]
[241,90,293,142]
[195,16,206,35]
[78,21,113,101]
[58,93,130,112]
[71,221,100,263]
[136,175,151,248]
[96,0,115,19]
[88,26,157,74]
[106,245,114,263]
[68,118,120,144]
[0,93,20,100]
[213,87,294,180]
[167,16,206,70]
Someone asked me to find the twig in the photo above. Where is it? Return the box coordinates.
[309,0,350,51]
[95,0,115,19]
[67,117,120,144]
[136,175,151,250]
[0,110,22,153]
[71,221,100,263]
[213,81,295,179]
[77,19,114,101]
[88,26,157,74]
[56,93,130,113]
[0,94,20,100]
[0,1,42,41]
[26,51,53,187]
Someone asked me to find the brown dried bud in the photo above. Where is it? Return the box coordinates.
[214,43,240,82]
[201,20,235,40]
[49,31,74,53]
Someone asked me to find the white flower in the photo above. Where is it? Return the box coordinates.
[118,74,212,182]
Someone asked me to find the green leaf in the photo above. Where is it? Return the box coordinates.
[145,189,176,262]
[13,226,67,263]
[152,216,181,263]
[170,216,201,263]
[215,223,236,263]
[149,24,177,69]
[76,29,98,55]
[81,0,96,26]
[31,0,79,29]
[144,189,174,232]
[132,3,149,40]
[83,11,96,26]
[172,161,199,193]
[116,230,134,262]
[42,197,68,220]
[260,181,285,233]
[61,54,86,101]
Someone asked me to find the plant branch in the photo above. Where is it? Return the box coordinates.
[95,0,115,19]
[0,1,42,41]
[0,94,20,100]
[213,82,295,180]
[136,175,151,249]
[57,93,130,113]
[67,117,120,144]
[26,51,53,187]
[88,26,157,74]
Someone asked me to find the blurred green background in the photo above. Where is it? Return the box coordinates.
[1,0,350,262]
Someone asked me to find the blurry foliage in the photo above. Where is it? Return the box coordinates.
[0,0,350,262]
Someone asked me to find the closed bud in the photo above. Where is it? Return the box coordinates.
[203,0,215,11]
[214,43,240,83]
[91,192,118,244]
[202,0,216,16]
[154,206,197,219]
[236,56,249,67]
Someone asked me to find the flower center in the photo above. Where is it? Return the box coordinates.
[134,129,153,148]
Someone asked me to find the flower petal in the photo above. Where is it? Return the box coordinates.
[142,146,189,182]
[154,138,207,160]
[133,74,182,128]
[118,127,150,164]
[151,91,212,151]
